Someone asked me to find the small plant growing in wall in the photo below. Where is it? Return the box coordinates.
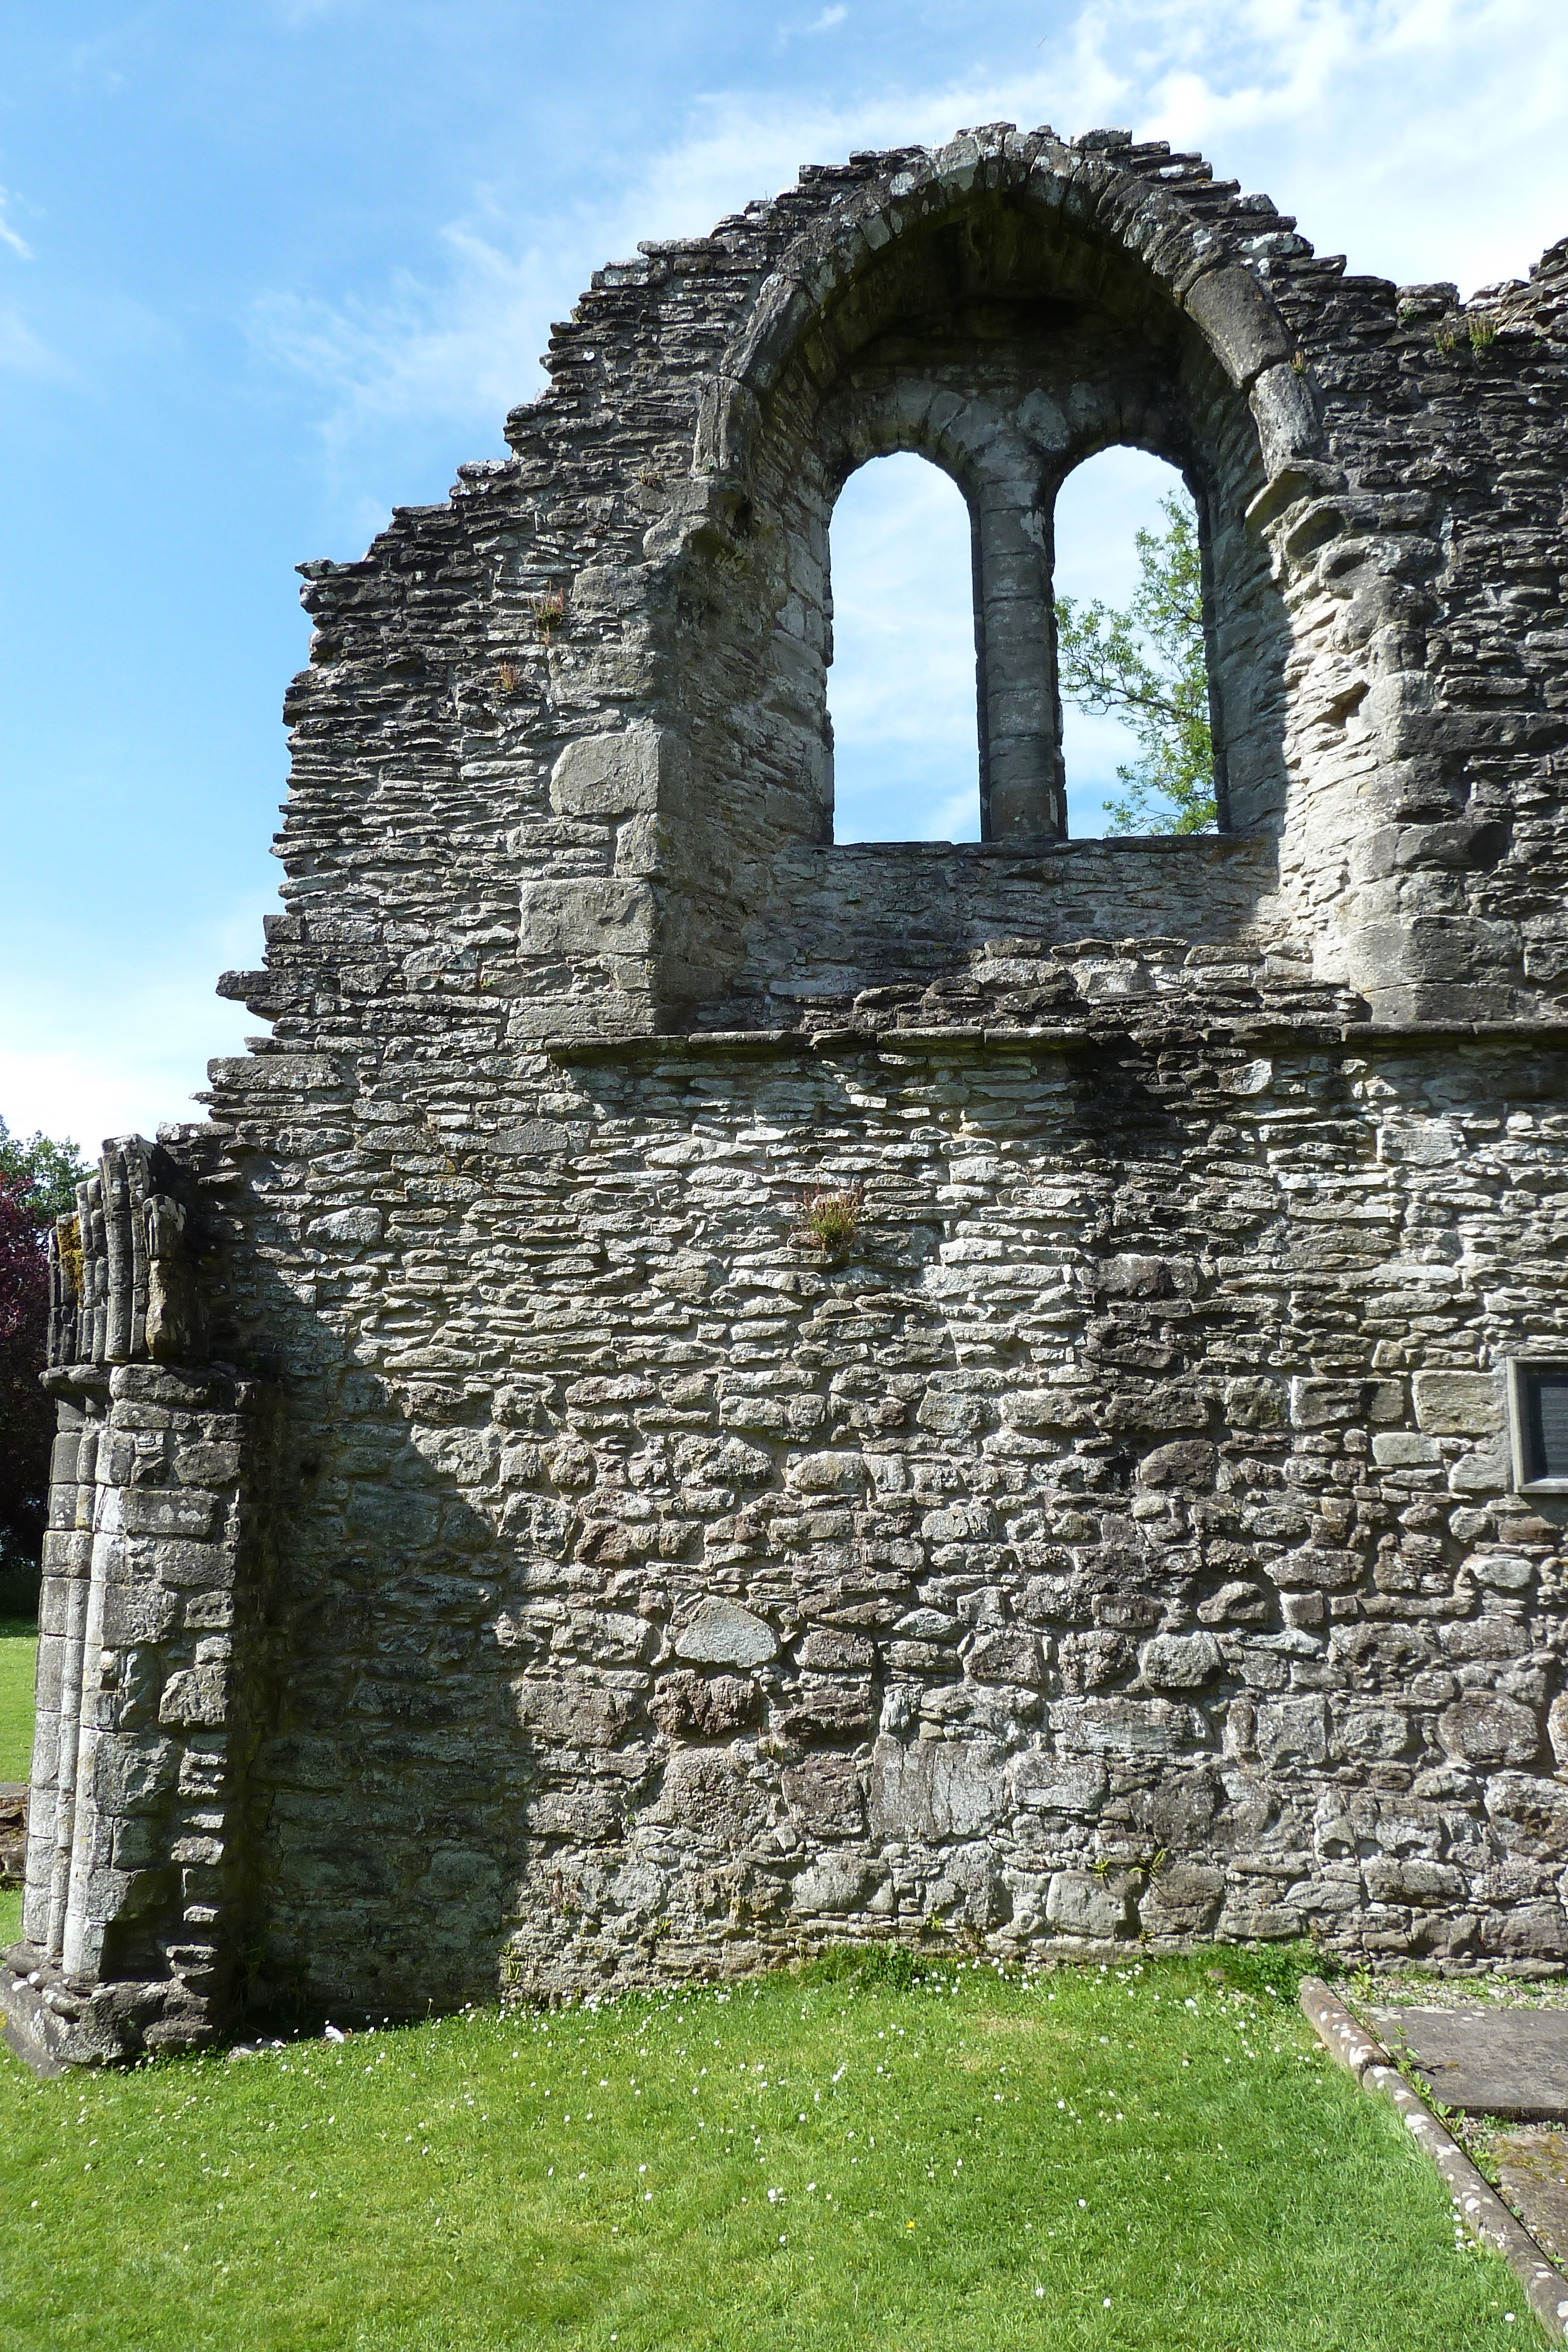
[1289,348,1309,375]
[1094,1844,1167,1883]
[56,1212,83,1303]
[495,658,523,696]
[797,1182,865,1257]
[1468,312,1497,354]
[1432,318,1462,356]
[533,588,567,641]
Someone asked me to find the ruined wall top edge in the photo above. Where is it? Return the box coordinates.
[255,125,1568,1043]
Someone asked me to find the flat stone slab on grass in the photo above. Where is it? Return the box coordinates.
[1368,2006,1568,2122]
[1493,2129,1568,2270]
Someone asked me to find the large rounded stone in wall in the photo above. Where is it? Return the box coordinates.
[674,1599,780,1668]
[1439,1695,1542,1770]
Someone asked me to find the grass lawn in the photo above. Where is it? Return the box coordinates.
[0,1617,36,1949]
[0,1639,1549,2350]
[0,1949,1548,2351]
[0,1618,37,1782]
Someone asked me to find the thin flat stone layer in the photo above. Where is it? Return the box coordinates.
[1303,1979,1568,2341]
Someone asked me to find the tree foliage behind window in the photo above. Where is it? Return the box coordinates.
[1055,490,1216,835]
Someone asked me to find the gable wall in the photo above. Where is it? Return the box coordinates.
[8,126,1568,2064]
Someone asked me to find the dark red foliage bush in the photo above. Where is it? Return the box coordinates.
[0,1174,51,1559]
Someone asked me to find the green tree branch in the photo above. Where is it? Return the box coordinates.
[1055,491,1216,836]
[0,1116,91,1224]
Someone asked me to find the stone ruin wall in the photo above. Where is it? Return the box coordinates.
[8,125,1568,2066]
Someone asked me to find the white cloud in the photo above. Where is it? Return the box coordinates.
[250,0,1568,496]
[247,218,558,462]
[238,0,1568,858]
[0,310,65,379]
[1120,0,1568,290]
[0,188,32,262]
[0,894,270,1151]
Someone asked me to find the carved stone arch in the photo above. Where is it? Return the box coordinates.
[666,129,1331,893]
[615,132,1499,1025]
[695,131,1329,493]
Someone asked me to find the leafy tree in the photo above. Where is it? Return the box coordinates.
[1055,489,1217,835]
[0,1115,91,1225]
[0,1173,52,1586]
[0,1118,86,1602]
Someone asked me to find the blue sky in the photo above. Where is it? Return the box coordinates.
[2,1,1566,1151]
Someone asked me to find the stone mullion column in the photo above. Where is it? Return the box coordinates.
[5,1137,249,2067]
[46,1414,102,1962]
[146,1372,249,2036]
[60,1477,118,1986]
[79,1177,107,1368]
[972,486,1064,843]
[19,1406,85,1949]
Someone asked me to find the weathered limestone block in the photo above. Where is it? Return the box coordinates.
[309,1207,384,1247]
[1139,1862,1225,1937]
[1059,1698,1201,1756]
[791,1855,872,1915]
[781,1755,865,1839]
[674,1599,778,1667]
[1140,1633,1223,1690]
[870,1735,1007,1842]
[549,729,665,818]
[1046,1869,1134,1939]
[1548,1694,1568,1774]
[1485,1774,1568,1860]
[965,1628,1045,1687]
[1248,363,1321,475]
[650,1673,758,1738]
[654,1750,771,1845]
[158,1666,228,1729]
[1182,265,1293,387]
[1413,1371,1505,1436]
[1439,1696,1542,1770]
[518,879,658,957]
[1009,1752,1108,1815]
[514,1676,642,1748]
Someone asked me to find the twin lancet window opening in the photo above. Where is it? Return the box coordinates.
[822,446,1216,847]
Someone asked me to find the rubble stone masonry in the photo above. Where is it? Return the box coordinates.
[7,125,1568,2066]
